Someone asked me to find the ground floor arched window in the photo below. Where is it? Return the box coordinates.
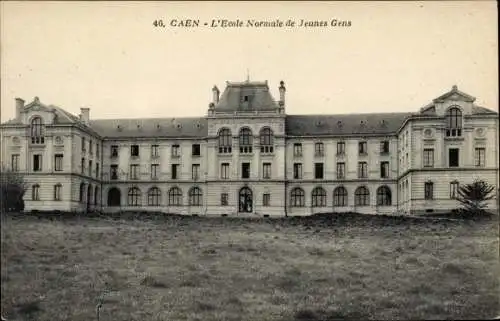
[355,186,370,206]
[376,186,392,206]
[311,187,327,207]
[290,187,305,207]
[333,186,347,206]
[127,187,141,206]
[168,187,182,206]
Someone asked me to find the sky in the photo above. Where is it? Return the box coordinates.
[0,1,498,122]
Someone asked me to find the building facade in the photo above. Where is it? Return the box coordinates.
[0,80,498,216]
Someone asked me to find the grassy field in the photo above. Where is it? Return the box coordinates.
[1,213,499,321]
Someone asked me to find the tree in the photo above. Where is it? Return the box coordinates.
[455,179,496,215]
[0,164,26,212]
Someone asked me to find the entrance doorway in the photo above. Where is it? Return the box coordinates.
[238,187,253,213]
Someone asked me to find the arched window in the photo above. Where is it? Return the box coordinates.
[218,128,232,154]
[148,187,161,206]
[30,117,45,144]
[168,187,183,206]
[376,186,392,206]
[239,128,253,153]
[107,187,121,207]
[355,186,370,206]
[333,186,348,207]
[79,183,85,203]
[445,107,462,137]
[189,187,202,206]
[127,187,141,206]
[54,184,62,201]
[94,186,99,205]
[290,187,305,207]
[32,184,40,201]
[311,187,327,207]
[259,127,274,153]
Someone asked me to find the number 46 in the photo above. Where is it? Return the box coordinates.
[153,20,165,27]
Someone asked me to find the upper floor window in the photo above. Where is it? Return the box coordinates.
[192,144,201,156]
[380,141,390,154]
[445,107,462,137]
[359,141,368,155]
[171,144,180,157]
[30,117,45,144]
[130,164,139,180]
[54,154,64,172]
[337,142,346,155]
[239,128,253,154]
[241,162,250,179]
[358,162,368,178]
[314,163,324,179]
[380,161,389,178]
[314,142,324,157]
[262,162,271,179]
[110,165,118,180]
[475,148,485,167]
[33,154,42,172]
[423,149,434,168]
[293,143,302,157]
[218,128,232,154]
[259,127,274,153]
[220,163,230,179]
[130,145,139,157]
[89,140,93,155]
[96,143,100,158]
[11,154,20,172]
[151,145,160,158]
[82,137,86,152]
[293,163,302,179]
[336,162,345,179]
[448,148,459,167]
[111,145,119,158]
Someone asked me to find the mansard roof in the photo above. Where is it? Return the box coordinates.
[213,80,280,112]
[89,117,208,138]
[2,85,497,138]
[286,112,413,136]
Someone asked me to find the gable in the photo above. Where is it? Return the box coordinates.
[433,85,476,103]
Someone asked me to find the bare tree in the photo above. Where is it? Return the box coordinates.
[456,179,496,215]
[0,164,26,212]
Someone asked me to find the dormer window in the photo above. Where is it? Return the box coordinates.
[445,107,462,137]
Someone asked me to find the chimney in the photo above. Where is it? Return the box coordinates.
[80,107,90,124]
[15,98,24,119]
[212,86,220,104]
[279,80,286,106]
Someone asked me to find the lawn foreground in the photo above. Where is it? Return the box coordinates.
[1,213,499,321]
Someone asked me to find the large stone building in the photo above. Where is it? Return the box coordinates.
[0,80,498,216]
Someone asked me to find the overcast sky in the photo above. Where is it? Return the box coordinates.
[1,1,497,122]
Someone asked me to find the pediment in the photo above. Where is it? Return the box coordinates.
[24,97,55,113]
[433,86,476,103]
